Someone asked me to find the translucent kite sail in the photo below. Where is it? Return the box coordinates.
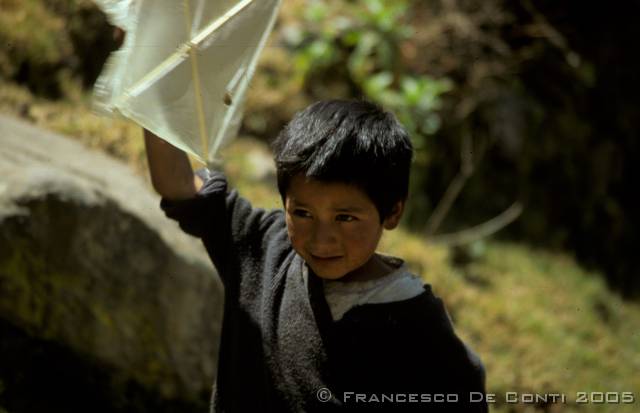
[93,0,282,164]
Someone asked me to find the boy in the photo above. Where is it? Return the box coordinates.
[145,100,487,412]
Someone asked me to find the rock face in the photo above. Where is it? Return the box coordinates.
[0,115,223,412]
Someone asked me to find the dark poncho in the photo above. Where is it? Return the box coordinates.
[161,171,487,412]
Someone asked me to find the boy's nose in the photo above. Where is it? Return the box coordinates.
[310,222,338,247]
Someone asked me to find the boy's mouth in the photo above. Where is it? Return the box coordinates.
[310,254,343,261]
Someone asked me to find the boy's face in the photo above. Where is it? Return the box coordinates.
[284,174,403,280]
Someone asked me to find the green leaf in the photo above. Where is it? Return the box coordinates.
[304,0,328,23]
[364,71,394,96]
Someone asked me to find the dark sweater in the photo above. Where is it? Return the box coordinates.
[161,171,488,412]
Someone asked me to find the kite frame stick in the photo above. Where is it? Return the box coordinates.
[183,0,209,157]
[209,0,282,159]
[116,0,255,108]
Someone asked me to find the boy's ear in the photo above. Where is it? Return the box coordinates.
[383,200,405,230]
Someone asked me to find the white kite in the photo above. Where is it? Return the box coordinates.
[92,0,282,165]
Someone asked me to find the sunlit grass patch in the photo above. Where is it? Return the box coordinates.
[464,244,640,412]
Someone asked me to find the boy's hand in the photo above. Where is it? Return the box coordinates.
[143,129,201,200]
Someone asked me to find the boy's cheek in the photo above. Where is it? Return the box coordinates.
[285,223,305,250]
[285,215,297,237]
[345,222,382,242]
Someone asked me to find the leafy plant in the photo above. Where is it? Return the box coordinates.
[289,0,452,151]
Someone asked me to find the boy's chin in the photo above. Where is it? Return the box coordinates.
[302,254,351,280]
[307,263,371,282]
[308,265,348,280]
[308,254,393,283]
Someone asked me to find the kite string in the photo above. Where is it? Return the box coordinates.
[184,0,209,160]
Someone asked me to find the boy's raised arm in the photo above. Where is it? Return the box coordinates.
[143,129,203,200]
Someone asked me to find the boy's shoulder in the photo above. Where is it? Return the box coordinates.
[336,284,449,330]
[330,284,486,394]
[332,283,475,366]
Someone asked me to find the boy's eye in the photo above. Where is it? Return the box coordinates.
[293,209,312,218]
[336,214,356,222]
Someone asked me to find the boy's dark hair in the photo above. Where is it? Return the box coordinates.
[272,99,413,221]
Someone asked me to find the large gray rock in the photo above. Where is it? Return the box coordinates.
[0,114,223,412]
